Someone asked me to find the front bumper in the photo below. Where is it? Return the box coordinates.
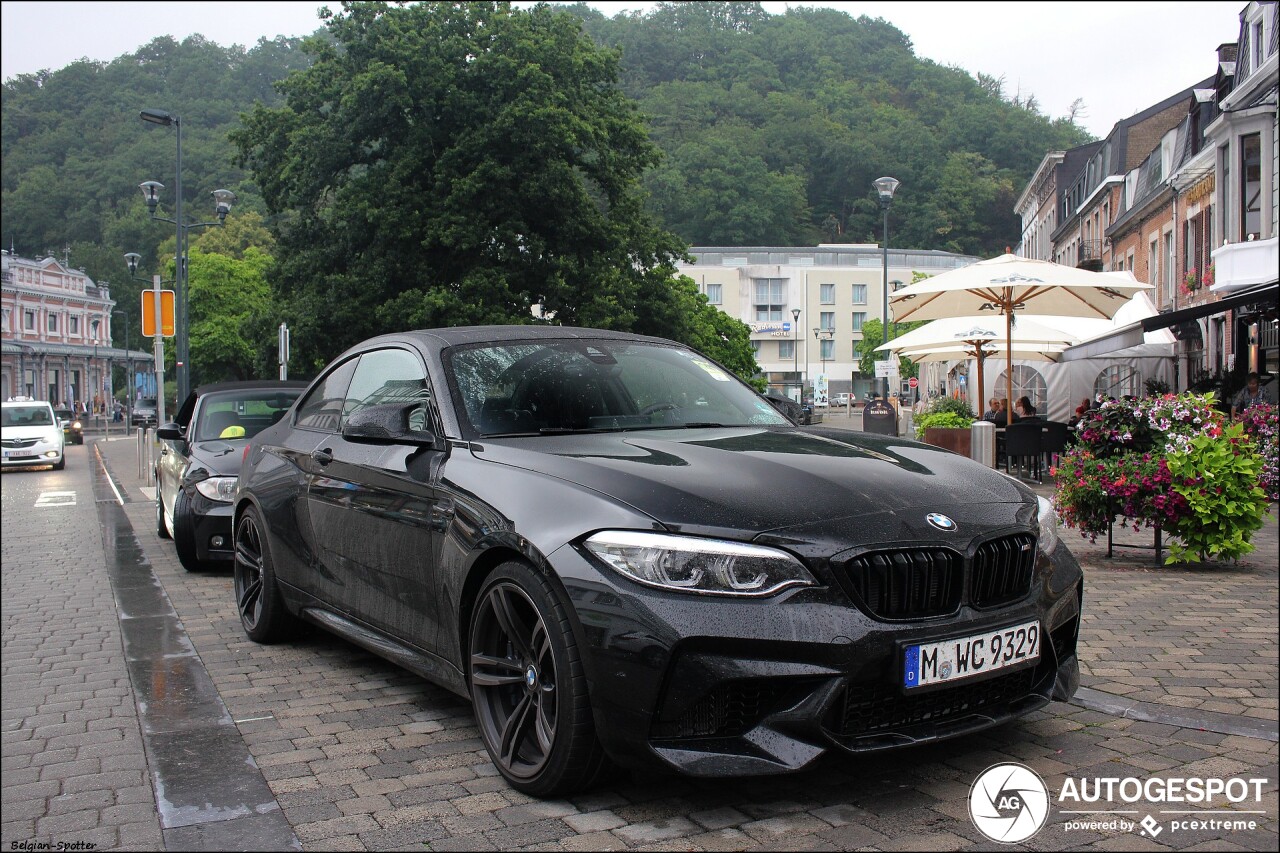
[185,489,236,562]
[2,442,64,467]
[552,537,1083,777]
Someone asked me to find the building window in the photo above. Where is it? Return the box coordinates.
[749,339,761,354]
[1241,133,1261,241]
[778,340,795,360]
[1219,144,1231,241]
[820,283,835,304]
[24,309,36,331]
[1254,20,1265,71]
[752,278,786,321]
[820,339,834,361]
[48,313,59,334]
[851,284,867,304]
[994,365,1047,410]
[852,312,867,331]
[820,311,834,331]
[1148,238,1158,286]
[704,282,722,304]
[69,316,79,335]
[1,308,9,332]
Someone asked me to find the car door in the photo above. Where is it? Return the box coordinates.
[263,358,360,596]
[304,347,444,652]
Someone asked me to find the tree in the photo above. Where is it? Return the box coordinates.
[232,1,694,374]
[185,247,278,384]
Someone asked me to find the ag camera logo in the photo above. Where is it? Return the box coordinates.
[969,762,1051,843]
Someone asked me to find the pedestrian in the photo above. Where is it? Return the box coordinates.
[981,397,1010,427]
[1231,372,1272,420]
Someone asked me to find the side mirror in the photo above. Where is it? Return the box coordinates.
[156,422,184,441]
[342,402,436,446]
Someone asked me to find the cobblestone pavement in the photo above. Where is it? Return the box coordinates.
[2,436,1277,851]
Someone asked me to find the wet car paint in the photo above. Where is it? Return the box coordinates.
[235,326,1081,780]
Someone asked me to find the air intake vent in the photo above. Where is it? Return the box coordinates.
[840,548,963,620]
[971,533,1036,608]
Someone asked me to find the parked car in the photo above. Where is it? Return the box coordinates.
[2,398,65,470]
[232,326,1082,797]
[53,407,85,445]
[156,381,306,571]
[834,392,851,406]
[132,397,158,427]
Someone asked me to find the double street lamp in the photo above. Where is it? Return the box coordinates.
[874,176,900,400]
[138,107,236,403]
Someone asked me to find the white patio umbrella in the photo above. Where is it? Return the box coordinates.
[889,254,1151,413]
[875,315,1078,407]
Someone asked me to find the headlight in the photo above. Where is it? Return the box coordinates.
[72,420,82,429]
[584,531,816,597]
[1036,495,1059,555]
[194,476,238,502]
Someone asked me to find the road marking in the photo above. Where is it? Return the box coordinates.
[35,491,77,507]
[139,486,157,501]
[93,444,125,506]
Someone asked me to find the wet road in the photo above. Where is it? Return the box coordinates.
[2,438,1277,851]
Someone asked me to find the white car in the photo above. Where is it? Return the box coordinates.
[834,393,851,406]
[2,398,66,470]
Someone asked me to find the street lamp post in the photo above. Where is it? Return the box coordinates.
[874,176,900,400]
[138,107,235,404]
[113,309,132,422]
[791,308,801,401]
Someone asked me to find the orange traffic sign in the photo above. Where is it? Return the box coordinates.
[141,290,175,337]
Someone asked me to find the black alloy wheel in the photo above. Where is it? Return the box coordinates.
[233,506,298,644]
[469,562,609,796]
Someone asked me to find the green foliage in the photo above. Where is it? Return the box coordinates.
[231,1,694,372]
[927,396,976,419]
[186,248,275,383]
[1053,393,1269,564]
[913,411,974,440]
[854,317,925,379]
[1163,425,1267,563]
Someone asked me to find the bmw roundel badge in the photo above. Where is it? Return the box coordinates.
[926,512,957,532]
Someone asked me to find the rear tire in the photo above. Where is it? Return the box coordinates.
[234,505,300,643]
[173,491,205,572]
[469,561,611,797]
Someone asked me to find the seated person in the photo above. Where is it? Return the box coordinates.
[1014,396,1039,421]
[981,397,1011,427]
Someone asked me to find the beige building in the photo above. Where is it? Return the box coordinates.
[678,245,978,402]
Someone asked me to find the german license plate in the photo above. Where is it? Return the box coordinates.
[904,619,1039,690]
[5,450,37,459]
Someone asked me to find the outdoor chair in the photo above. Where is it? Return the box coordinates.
[1039,420,1070,473]
[1003,421,1043,482]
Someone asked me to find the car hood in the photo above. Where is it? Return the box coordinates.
[469,427,1033,546]
[186,439,247,477]
[2,425,61,440]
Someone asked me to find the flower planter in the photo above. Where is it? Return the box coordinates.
[923,427,971,457]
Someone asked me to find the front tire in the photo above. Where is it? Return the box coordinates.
[156,495,171,539]
[234,505,300,644]
[173,491,206,572]
[469,561,609,797]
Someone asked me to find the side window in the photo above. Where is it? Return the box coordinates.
[295,358,360,432]
[344,348,432,431]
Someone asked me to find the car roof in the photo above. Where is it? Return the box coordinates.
[344,325,680,357]
[193,380,310,396]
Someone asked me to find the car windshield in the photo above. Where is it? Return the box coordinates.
[194,390,302,441]
[2,405,55,427]
[447,339,790,436]
[54,409,75,420]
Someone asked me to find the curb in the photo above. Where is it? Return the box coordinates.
[1070,686,1279,741]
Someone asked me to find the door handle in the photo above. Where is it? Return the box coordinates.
[311,448,333,465]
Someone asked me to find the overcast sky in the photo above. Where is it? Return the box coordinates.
[1,1,1244,139]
